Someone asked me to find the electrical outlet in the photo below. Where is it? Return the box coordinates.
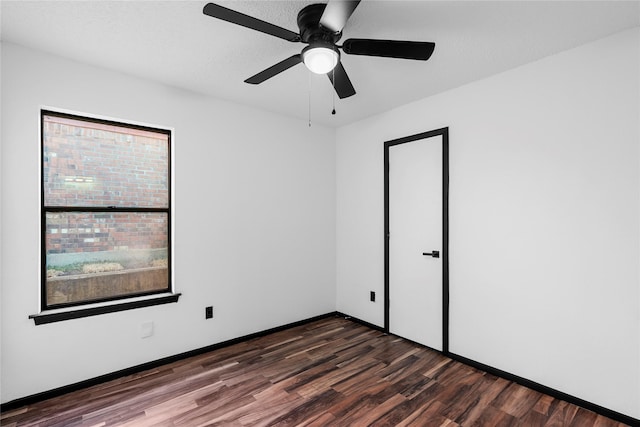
[205,306,213,319]
[370,291,375,302]
[140,321,154,338]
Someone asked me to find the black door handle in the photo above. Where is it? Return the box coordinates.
[422,250,440,258]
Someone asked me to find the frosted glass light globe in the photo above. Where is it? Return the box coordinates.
[303,46,339,74]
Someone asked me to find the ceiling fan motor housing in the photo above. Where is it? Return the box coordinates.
[297,4,342,45]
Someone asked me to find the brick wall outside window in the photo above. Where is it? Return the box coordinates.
[43,116,169,256]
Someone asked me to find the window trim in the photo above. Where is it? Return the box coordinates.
[29,293,181,325]
[36,108,176,321]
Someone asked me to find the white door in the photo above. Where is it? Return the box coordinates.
[388,135,443,350]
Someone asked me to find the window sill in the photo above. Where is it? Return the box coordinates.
[29,293,181,325]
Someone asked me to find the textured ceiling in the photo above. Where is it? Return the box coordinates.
[1,1,639,127]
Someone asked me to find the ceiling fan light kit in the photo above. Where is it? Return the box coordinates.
[203,1,435,99]
[302,44,340,74]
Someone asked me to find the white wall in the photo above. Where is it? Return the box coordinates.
[336,27,640,418]
[0,42,336,403]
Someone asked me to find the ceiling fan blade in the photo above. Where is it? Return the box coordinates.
[320,0,361,33]
[342,39,435,60]
[328,62,356,99]
[203,3,300,42]
[245,54,302,84]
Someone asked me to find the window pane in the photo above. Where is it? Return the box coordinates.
[43,115,169,208]
[45,211,169,306]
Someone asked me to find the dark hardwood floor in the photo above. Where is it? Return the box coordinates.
[1,316,631,426]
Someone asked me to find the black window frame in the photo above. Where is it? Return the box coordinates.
[36,109,177,321]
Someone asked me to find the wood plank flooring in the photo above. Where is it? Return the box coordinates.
[1,316,631,426]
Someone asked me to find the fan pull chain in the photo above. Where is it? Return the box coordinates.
[331,67,336,115]
[308,72,312,127]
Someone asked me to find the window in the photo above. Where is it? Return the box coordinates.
[38,110,174,318]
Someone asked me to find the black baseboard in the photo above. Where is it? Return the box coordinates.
[335,311,385,332]
[445,352,639,426]
[0,311,338,413]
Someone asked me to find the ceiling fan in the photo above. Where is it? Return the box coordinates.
[203,1,435,99]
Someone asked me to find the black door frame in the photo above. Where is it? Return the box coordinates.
[384,127,450,353]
